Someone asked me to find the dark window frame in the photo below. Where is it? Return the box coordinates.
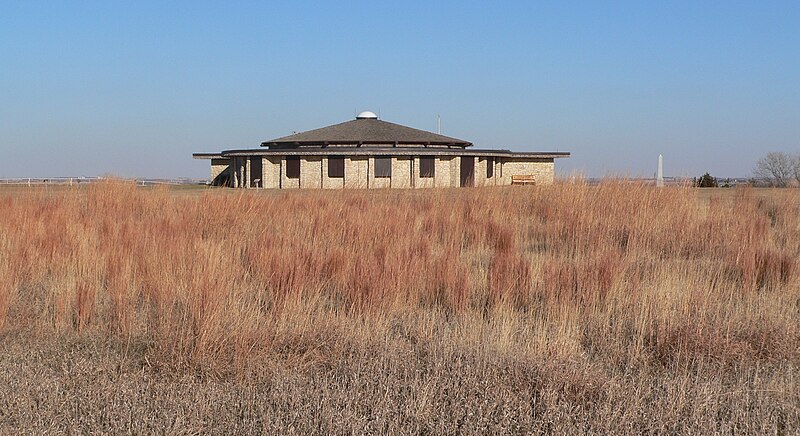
[286,157,300,179]
[374,156,392,178]
[419,157,435,178]
[328,156,345,178]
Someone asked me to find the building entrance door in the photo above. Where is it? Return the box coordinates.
[460,156,475,187]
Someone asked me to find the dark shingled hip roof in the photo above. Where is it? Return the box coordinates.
[261,118,472,147]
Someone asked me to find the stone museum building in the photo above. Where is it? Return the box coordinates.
[193,111,569,189]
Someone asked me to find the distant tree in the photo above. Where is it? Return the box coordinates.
[753,152,795,187]
[793,154,800,185]
[695,172,718,188]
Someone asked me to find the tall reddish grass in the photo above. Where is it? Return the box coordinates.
[0,182,797,373]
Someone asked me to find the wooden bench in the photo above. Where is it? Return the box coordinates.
[511,175,536,185]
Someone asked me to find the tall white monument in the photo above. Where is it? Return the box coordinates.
[656,154,664,187]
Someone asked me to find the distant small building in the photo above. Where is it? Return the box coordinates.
[193,112,569,189]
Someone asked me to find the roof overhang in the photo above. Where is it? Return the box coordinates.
[192,153,225,159]
[219,147,570,159]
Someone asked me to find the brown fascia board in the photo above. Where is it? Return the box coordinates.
[219,147,570,159]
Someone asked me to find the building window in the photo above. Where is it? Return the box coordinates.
[486,157,494,178]
[374,156,391,178]
[419,157,435,178]
[328,156,344,178]
[286,157,300,179]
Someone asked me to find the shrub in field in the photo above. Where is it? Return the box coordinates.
[694,172,719,187]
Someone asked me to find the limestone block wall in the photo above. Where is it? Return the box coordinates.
[432,157,451,188]
[227,155,556,189]
[499,159,555,185]
[262,157,281,189]
[391,157,412,188]
[210,158,231,185]
[449,157,460,187]
[345,158,369,189]
[322,158,345,189]
[475,157,488,187]
[475,157,500,187]
[280,158,300,189]
[300,157,322,189]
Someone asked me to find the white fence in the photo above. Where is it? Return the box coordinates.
[0,177,208,186]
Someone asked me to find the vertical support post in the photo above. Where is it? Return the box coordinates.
[245,157,251,189]
[411,157,415,188]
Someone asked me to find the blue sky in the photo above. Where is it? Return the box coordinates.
[1,1,798,178]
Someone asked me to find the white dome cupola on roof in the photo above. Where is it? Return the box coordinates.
[356,111,378,120]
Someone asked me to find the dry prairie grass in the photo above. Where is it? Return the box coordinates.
[0,181,798,433]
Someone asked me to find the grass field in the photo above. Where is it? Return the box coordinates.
[0,181,798,433]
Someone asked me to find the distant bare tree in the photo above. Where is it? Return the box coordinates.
[754,152,796,187]
[793,154,800,185]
